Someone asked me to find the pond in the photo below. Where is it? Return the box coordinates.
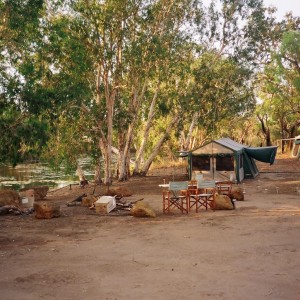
[0,158,95,191]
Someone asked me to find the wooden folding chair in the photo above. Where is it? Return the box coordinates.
[163,181,189,214]
[216,181,233,195]
[189,180,216,212]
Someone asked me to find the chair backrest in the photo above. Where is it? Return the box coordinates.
[195,173,203,181]
[197,180,216,190]
[169,181,188,192]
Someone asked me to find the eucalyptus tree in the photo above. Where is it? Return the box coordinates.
[46,0,201,182]
[175,0,277,149]
[0,0,50,165]
[256,30,300,148]
[132,41,196,176]
[178,0,300,150]
[191,0,280,66]
[188,51,256,141]
[111,0,196,179]
[61,0,154,183]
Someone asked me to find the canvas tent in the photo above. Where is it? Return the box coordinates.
[184,138,277,183]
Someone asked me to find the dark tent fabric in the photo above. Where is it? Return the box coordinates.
[244,146,278,165]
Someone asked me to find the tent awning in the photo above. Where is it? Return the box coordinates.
[244,146,278,165]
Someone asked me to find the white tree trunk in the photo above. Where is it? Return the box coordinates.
[183,111,199,151]
[139,115,179,175]
[133,84,160,175]
[118,81,147,180]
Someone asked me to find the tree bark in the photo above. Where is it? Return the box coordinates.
[180,111,199,151]
[257,114,272,146]
[133,83,160,175]
[117,81,147,181]
[138,115,179,176]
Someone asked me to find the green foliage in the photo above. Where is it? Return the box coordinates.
[41,111,97,173]
[0,107,49,165]
[189,52,256,135]
[0,0,299,174]
[256,29,300,143]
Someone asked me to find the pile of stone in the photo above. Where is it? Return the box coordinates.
[66,186,156,218]
[0,185,157,219]
[0,186,61,219]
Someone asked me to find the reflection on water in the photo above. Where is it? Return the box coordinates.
[0,159,95,191]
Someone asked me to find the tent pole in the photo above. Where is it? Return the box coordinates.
[211,139,214,179]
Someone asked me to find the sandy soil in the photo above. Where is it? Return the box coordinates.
[0,154,300,300]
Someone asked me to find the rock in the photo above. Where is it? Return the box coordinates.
[0,190,20,206]
[19,186,49,201]
[19,189,34,198]
[131,201,156,218]
[228,186,244,201]
[214,194,234,210]
[81,195,97,207]
[19,189,35,208]
[105,187,133,198]
[34,202,60,219]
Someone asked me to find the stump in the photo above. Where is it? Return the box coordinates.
[34,202,60,219]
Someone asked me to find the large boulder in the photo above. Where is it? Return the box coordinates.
[19,189,35,208]
[105,187,133,198]
[19,186,49,201]
[0,189,20,206]
[214,194,234,210]
[131,201,156,218]
[228,186,244,201]
[81,195,97,207]
[34,201,60,219]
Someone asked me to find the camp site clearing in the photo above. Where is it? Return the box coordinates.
[0,154,300,300]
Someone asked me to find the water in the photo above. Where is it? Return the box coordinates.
[0,158,95,191]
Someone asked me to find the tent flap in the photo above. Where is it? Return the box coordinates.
[244,146,278,165]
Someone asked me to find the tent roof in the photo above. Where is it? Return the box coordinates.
[214,138,249,151]
[190,138,248,155]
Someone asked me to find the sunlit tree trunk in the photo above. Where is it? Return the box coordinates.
[139,115,179,176]
[180,111,199,151]
[133,83,160,175]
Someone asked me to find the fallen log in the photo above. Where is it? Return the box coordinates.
[112,198,144,212]
[0,205,34,216]
[67,193,87,207]
[115,203,132,211]
[130,198,144,204]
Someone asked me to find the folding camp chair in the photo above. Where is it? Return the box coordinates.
[163,181,189,214]
[189,180,216,212]
[216,181,233,195]
[195,173,204,181]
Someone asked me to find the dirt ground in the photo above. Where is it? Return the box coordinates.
[0,154,300,300]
